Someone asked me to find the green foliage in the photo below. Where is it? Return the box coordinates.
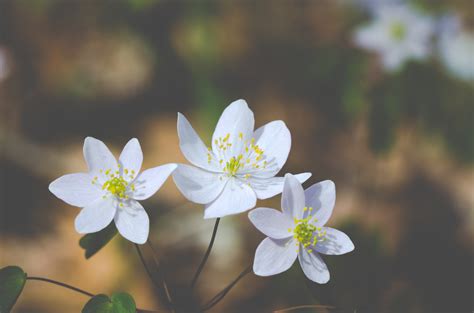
[0,266,27,313]
[369,62,474,162]
[79,222,118,259]
[82,293,136,313]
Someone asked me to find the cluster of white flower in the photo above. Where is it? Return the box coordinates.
[353,2,474,81]
[50,99,354,284]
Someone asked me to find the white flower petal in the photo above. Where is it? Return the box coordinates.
[298,249,330,284]
[251,121,291,177]
[250,172,311,200]
[211,99,255,156]
[49,173,105,207]
[253,237,297,276]
[204,178,257,218]
[119,138,143,179]
[114,200,149,244]
[172,164,226,204]
[281,174,305,220]
[132,163,177,200]
[248,207,293,239]
[83,137,118,173]
[304,180,335,226]
[74,197,116,234]
[316,227,354,255]
[177,113,219,171]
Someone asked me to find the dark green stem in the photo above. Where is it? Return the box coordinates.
[27,276,95,297]
[146,240,174,309]
[27,275,164,312]
[201,264,252,311]
[190,218,220,289]
[135,243,161,290]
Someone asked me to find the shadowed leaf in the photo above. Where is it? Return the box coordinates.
[0,266,27,313]
[82,293,136,313]
[79,222,117,259]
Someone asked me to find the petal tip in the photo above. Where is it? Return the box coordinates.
[232,98,248,107]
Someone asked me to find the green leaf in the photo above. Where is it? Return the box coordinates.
[0,266,27,313]
[82,293,136,313]
[82,294,113,313]
[111,293,136,313]
[79,222,117,259]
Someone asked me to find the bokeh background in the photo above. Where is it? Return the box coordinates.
[0,0,473,312]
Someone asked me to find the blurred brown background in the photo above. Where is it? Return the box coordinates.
[0,1,473,312]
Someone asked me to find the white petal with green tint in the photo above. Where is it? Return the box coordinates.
[83,137,118,173]
[204,178,256,218]
[172,164,227,204]
[250,120,291,178]
[304,180,335,225]
[177,113,220,171]
[49,173,105,207]
[298,248,330,284]
[211,99,255,157]
[114,200,149,244]
[119,138,143,180]
[248,208,293,239]
[250,172,311,200]
[281,173,305,220]
[315,227,354,255]
[132,163,177,200]
[253,237,297,276]
[75,197,116,234]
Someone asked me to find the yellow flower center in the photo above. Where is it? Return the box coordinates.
[225,155,243,176]
[288,207,326,253]
[91,167,136,200]
[208,133,268,178]
[102,176,128,199]
[390,21,406,41]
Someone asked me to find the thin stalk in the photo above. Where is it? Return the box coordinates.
[26,276,94,297]
[28,275,164,312]
[135,244,163,292]
[146,240,174,309]
[190,218,220,289]
[201,265,252,311]
[273,304,336,312]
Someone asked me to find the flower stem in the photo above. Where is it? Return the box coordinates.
[272,304,336,312]
[26,276,95,297]
[135,244,171,305]
[190,218,220,289]
[135,243,161,290]
[27,275,164,312]
[201,264,252,311]
[146,240,174,309]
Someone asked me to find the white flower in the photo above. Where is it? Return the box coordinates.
[173,99,311,219]
[49,137,177,244]
[249,174,354,284]
[438,15,474,82]
[353,3,434,71]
